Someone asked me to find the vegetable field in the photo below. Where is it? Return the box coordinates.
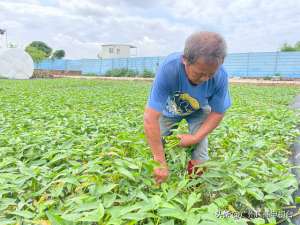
[0,79,299,225]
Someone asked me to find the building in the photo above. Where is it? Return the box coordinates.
[98,44,137,59]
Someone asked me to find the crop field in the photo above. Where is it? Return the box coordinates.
[0,79,299,225]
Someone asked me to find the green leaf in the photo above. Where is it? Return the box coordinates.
[59,177,79,185]
[98,183,117,195]
[295,196,300,204]
[0,198,16,211]
[213,198,228,208]
[251,218,265,225]
[229,175,244,187]
[246,188,264,201]
[160,220,175,225]
[122,212,154,221]
[167,188,179,201]
[61,213,82,221]
[74,202,99,212]
[78,204,104,222]
[10,210,35,219]
[108,203,143,218]
[0,220,16,225]
[186,192,199,211]
[103,193,117,208]
[177,179,188,190]
[46,210,70,225]
[185,212,201,225]
[264,177,297,194]
[117,167,135,181]
[158,208,186,220]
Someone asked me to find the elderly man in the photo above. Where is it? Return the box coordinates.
[144,31,231,184]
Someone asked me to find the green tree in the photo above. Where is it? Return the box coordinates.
[25,41,52,62]
[29,41,52,57]
[51,49,65,59]
[25,46,48,62]
[280,41,300,51]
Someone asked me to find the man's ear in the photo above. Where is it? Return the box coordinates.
[182,56,188,66]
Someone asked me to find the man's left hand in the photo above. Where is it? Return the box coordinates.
[177,134,199,147]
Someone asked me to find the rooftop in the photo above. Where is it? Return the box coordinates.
[101,44,136,48]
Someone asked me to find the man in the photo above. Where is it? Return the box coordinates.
[144,31,231,184]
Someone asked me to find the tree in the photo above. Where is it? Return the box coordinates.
[51,49,65,59]
[29,41,52,57]
[280,41,300,51]
[25,46,48,62]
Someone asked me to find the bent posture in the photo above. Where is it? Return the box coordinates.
[144,31,231,184]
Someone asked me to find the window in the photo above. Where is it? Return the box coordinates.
[109,48,114,54]
[117,48,120,54]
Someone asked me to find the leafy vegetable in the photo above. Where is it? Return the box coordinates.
[0,79,299,224]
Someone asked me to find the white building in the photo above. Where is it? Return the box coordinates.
[98,44,137,59]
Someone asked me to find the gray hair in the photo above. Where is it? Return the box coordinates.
[183,31,227,65]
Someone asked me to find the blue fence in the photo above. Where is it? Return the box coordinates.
[35,51,300,78]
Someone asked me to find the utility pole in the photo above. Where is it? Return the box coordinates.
[0,28,7,48]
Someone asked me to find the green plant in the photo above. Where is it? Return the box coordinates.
[25,46,48,63]
[51,49,66,60]
[274,73,281,77]
[84,73,98,76]
[263,76,272,80]
[141,69,155,78]
[26,41,52,57]
[25,41,53,62]
[280,41,300,52]
[0,80,299,224]
[105,68,137,77]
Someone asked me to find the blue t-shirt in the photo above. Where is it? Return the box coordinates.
[147,52,231,117]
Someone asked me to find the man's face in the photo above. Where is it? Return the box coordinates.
[183,57,219,85]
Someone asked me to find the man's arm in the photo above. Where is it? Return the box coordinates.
[144,107,165,164]
[194,111,224,140]
[144,107,169,183]
[178,112,224,147]
[179,67,230,147]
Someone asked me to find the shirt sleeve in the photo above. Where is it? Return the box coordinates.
[208,67,232,113]
[147,63,174,112]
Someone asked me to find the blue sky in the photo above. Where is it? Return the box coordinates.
[0,0,299,59]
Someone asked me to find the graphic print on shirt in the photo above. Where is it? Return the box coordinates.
[165,91,201,116]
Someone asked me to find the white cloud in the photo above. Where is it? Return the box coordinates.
[0,0,299,58]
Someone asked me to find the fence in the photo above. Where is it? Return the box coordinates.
[35,51,300,78]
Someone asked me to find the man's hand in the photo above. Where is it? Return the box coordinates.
[177,134,199,147]
[144,108,169,184]
[153,165,169,184]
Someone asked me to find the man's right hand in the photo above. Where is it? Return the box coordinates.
[154,165,169,184]
[144,107,169,184]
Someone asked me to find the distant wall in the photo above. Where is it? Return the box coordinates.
[34,51,300,78]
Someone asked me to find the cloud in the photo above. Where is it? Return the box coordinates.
[0,0,299,58]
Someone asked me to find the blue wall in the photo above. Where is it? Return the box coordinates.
[35,51,300,78]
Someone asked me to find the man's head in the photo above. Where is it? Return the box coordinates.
[182,31,227,85]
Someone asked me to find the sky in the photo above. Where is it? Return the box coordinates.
[0,0,299,59]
